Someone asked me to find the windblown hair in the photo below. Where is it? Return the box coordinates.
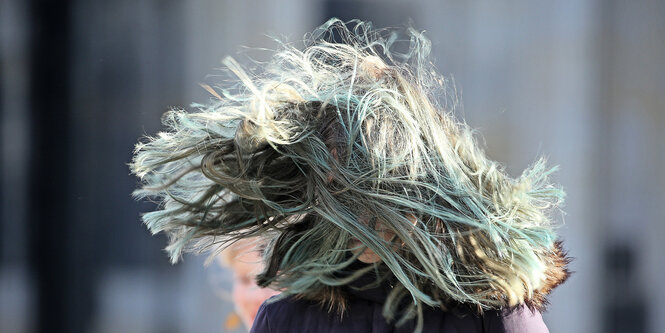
[130,18,569,331]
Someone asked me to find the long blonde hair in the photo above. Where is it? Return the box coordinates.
[130,18,569,331]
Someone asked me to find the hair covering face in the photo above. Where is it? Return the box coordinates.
[130,18,569,331]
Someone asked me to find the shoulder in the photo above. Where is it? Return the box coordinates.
[249,299,271,333]
[481,305,550,333]
[249,295,334,333]
[250,296,297,333]
[250,295,376,333]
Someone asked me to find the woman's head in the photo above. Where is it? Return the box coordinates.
[130,18,569,328]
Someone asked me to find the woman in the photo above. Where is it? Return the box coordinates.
[130,18,570,332]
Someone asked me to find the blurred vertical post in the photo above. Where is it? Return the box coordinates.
[27,1,94,332]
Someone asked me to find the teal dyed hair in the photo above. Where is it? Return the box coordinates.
[130,18,569,332]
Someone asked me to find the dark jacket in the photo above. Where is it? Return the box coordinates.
[250,270,549,333]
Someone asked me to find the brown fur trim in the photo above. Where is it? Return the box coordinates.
[524,240,572,311]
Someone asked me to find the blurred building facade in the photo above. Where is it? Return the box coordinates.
[1,0,664,332]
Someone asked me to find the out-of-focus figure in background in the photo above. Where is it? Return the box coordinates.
[216,238,280,331]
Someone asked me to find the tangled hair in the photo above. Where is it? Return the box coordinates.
[130,18,569,331]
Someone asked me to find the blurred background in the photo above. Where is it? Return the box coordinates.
[1,0,664,332]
